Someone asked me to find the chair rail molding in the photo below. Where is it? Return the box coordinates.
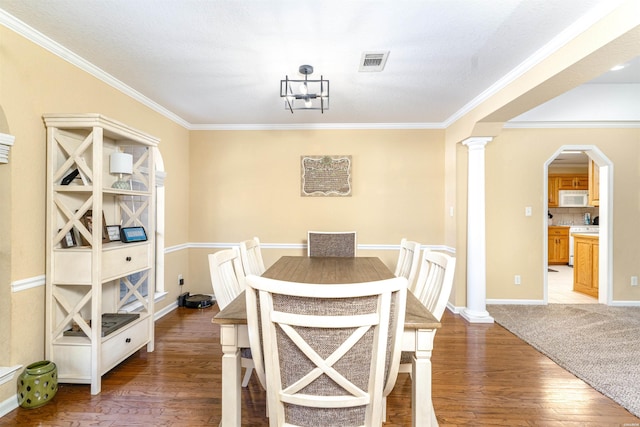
[0,133,15,164]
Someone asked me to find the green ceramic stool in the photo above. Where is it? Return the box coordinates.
[17,360,58,408]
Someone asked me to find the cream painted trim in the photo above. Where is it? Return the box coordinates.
[505,121,640,128]
[609,301,640,307]
[164,243,190,254]
[154,299,178,320]
[189,122,445,131]
[11,275,45,292]
[486,299,545,305]
[10,244,454,293]
[0,365,22,387]
[166,242,455,254]
[0,391,19,418]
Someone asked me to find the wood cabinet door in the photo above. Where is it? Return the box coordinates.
[592,242,599,294]
[548,227,569,264]
[557,236,569,263]
[548,235,558,262]
[558,176,576,189]
[557,174,588,190]
[548,176,559,207]
[573,237,598,297]
[588,160,600,206]
[574,175,589,189]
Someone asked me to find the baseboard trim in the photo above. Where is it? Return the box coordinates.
[0,393,18,418]
[486,299,546,305]
[154,299,177,320]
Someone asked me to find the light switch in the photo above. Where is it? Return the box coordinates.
[525,206,532,216]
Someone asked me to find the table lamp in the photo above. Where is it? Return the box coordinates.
[110,151,133,189]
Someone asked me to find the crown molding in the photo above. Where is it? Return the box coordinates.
[0,10,190,129]
[505,121,640,129]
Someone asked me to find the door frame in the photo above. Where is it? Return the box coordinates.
[543,145,612,304]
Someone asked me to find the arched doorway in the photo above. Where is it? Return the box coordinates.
[544,145,612,304]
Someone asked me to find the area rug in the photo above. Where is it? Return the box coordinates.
[488,304,640,418]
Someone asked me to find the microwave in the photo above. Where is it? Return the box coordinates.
[559,190,589,207]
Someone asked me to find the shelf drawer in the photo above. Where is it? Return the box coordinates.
[53,243,150,284]
[101,318,150,374]
[102,244,150,281]
[51,339,92,382]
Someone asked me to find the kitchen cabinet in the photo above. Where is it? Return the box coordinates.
[557,174,588,190]
[549,174,587,206]
[548,176,560,207]
[548,226,569,264]
[573,233,598,297]
[588,160,600,207]
[44,114,159,394]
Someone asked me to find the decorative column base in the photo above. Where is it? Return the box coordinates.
[461,308,494,323]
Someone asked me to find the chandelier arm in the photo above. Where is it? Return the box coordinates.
[285,76,294,113]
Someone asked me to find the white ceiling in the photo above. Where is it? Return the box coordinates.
[0,0,638,128]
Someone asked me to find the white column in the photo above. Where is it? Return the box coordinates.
[461,137,494,323]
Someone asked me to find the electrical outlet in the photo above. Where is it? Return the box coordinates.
[178,274,184,286]
[525,207,532,217]
[631,276,638,287]
[514,275,521,285]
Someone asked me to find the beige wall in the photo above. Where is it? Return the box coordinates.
[1,3,639,411]
[0,26,191,404]
[485,128,640,301]
[186,129,447,295]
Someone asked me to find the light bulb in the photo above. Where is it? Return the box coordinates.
[304,98,312,108]
[299,83,308,95]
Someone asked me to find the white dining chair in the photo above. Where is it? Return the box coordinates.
[240,237,266,276]
[208,247,255,387]
[394,238,421,289]
[399,249,456,375]
[307,230,357,257]
[245,275,407,426]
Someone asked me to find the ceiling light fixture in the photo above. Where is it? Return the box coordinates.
[280,65,329,113]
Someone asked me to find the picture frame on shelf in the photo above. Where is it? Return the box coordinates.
[59,228,77,248]
[106,225,121,242]
[60,168,89,185]
[79,209,109,245]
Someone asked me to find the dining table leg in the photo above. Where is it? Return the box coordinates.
[219,324,242,427]
[412,328,438,427]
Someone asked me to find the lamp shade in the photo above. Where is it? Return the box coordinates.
[110,152,133,175]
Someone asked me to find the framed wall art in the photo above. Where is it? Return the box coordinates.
[301,155,352,197]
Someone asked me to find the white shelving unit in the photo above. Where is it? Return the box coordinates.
[44,114,159,394]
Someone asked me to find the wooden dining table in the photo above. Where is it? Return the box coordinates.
[212,256,441,426]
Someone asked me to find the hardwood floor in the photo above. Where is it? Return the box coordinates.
[2,305,638,426]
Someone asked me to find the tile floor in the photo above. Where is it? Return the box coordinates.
[547,264,597,304]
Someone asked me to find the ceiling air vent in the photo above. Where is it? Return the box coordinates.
[359,51,389,72]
